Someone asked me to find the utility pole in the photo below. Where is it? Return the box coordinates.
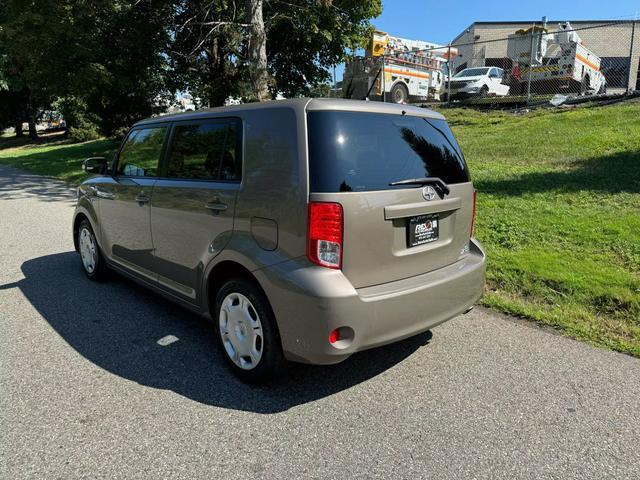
[526,22,536,105]
[382,55,386,102]
[629,20,636,93]
[447,45,452,105]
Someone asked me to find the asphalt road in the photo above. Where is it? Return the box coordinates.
[1,164,640,479]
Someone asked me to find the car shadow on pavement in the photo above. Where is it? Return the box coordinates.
[8,252,432,414]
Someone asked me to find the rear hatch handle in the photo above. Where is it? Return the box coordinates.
[388,177,450,198]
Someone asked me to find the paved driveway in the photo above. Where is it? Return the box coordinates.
[1,164,639,479]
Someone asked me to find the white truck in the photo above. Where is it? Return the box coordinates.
[505,22,606,96]
[343,30,456,103]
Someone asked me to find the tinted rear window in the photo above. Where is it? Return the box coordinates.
[166,119,241,181]
[307,111,469,192]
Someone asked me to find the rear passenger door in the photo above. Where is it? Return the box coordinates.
[150,118,241,301]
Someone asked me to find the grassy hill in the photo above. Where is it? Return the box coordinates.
[2,101,639,355]
[447,101,640,356]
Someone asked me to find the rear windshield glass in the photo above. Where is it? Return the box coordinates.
[307,111,469,192]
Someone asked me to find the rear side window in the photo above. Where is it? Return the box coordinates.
[307,111,469,192]
[117,126,167,177]
[166,118,241,181]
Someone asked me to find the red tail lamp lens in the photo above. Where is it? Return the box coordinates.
[307,202,343,269]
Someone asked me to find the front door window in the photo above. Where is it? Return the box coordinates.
[117,127,167,177]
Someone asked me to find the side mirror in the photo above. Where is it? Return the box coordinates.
[83,157,108,175]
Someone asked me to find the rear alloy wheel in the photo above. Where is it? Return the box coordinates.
[77,219,107,281]
[215,278,284,382]
[390,82,409,104]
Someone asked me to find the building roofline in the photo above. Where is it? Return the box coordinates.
[471,19,636,25]
[451,19,636,44]
[451,23,475,44]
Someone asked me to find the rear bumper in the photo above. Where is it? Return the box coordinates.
[255,239,486,365]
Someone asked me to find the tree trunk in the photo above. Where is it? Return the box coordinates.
[246,0,270,101]
[28,114,38,140]
[26,94,38,139]
[14,120,24,138]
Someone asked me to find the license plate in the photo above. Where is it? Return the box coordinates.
[407,214,439,247]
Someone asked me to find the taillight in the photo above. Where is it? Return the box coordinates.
[470,190,477,237]
[307,202,343,269]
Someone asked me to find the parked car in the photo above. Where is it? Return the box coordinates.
[443,67,510,100]
[74,98,486,382]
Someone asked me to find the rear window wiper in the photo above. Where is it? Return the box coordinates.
[388,177,450,197]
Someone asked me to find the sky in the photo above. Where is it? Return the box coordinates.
[333,0,640,81]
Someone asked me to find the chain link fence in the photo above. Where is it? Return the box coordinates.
[341,21,639,107]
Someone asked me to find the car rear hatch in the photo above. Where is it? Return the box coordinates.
[307,106,475,289]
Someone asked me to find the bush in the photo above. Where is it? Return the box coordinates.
[54,96,101,142]
[68,123,100,142]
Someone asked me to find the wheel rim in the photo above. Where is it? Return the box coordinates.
[79,227,97,274]
[218,292,264,370]
[393,86,406,103]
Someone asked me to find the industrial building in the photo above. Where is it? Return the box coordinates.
[451,20,639,92]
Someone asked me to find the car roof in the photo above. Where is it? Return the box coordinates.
[133,98,445,127]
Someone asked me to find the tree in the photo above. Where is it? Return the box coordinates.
[0,0,172,138]
[169,0,381,105]
[1,0,381,139]
[264,0,381,98]
[169,0,248,107]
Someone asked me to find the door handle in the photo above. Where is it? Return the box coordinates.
[135,194,150,204]
[204,202,228,211]
[90,185,115,200]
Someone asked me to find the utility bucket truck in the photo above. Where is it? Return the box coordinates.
[343,31,456,103]
[506,22,606,96]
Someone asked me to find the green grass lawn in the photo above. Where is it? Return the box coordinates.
[1,102,639,356]
[445,101,640,356]
[0,133,119,184]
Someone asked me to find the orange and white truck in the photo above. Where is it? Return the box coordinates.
[343,30,457,103]
[506,22,606,96]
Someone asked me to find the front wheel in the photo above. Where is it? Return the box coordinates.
[77,219,107,281]
[215,278,285,382]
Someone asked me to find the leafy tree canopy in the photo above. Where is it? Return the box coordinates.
[0,0,381,137]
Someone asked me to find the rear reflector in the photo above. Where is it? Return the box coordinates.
[470,190,477,238]
[307,202,343,269]
[328,329,340,344]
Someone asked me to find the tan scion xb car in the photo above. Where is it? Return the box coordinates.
[74,98,486,382]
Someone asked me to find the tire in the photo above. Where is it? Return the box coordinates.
[77,219,107,281]
[579,76,588,96]
[214,278,285,383]
[390,82,409,104]
[479,85,489,97]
